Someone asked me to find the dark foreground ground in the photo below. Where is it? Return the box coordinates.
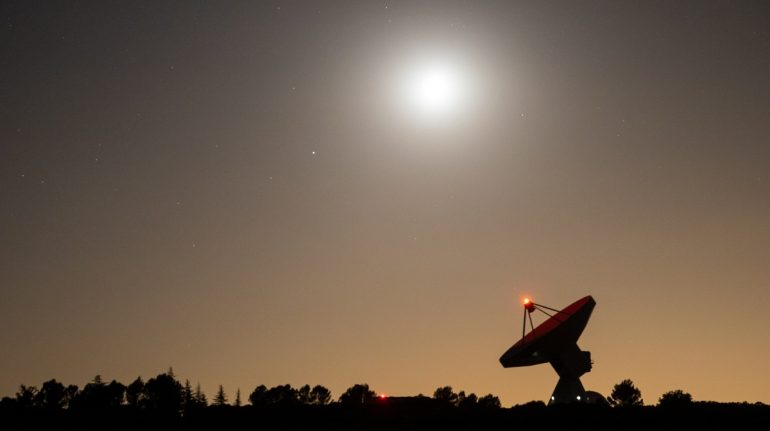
[2,399,768,430]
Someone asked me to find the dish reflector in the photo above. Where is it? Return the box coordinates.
[500,295,598,404]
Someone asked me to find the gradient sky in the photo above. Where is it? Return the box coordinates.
[2,1,769,406]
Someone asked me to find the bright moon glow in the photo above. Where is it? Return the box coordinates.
[399,59,469,121]
[411,64,460,113]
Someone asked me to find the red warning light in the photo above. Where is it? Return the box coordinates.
[523,298,535,312]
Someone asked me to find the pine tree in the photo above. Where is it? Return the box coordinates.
[182,380,193,410]
[194,383,207,407]
[235,389,241,407]
[213,385,228,406]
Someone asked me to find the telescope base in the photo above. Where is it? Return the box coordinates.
[548,376,587,405]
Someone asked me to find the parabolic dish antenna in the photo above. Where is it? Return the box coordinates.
[500,295,600,404]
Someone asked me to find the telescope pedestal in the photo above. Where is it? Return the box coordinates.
[547,345,592,405]
[549,376,586,405]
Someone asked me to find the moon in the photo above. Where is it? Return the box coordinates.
[399,58,469,122]
[410,63,461,114]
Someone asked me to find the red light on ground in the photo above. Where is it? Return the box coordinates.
[378,394,387,400]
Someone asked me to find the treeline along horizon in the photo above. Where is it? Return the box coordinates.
[1,369,768,430]
[1,368,503,411]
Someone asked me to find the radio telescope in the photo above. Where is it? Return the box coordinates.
[499,296,601,404]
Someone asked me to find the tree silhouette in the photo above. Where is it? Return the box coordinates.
[433,386,459,405]
[658,389,693,408]
[194,383,208,407]
[608,379,644,406]
[265,384,298,404]
[63,384,79,408]
[106,380,127,407]
[72,375,124,409]
[213,385,228,406]
[35,379,66,409]
[144,372,182,412]
[249,385,268,406]
[478,394,501,408]
[310,385,332,405]
[181,380,194,411]
[14,385,38,408]
[126,377,145,408]
[235,389,241,407]
[339,384,376,405]
[298,384,312,404]
[296,384,332,405]
[69,377,97,410]
[459,392,478,408]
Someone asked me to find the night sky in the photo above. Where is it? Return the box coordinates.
[2,1,769,405]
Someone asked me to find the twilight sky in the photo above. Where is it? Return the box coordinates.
[1,1,769,405]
